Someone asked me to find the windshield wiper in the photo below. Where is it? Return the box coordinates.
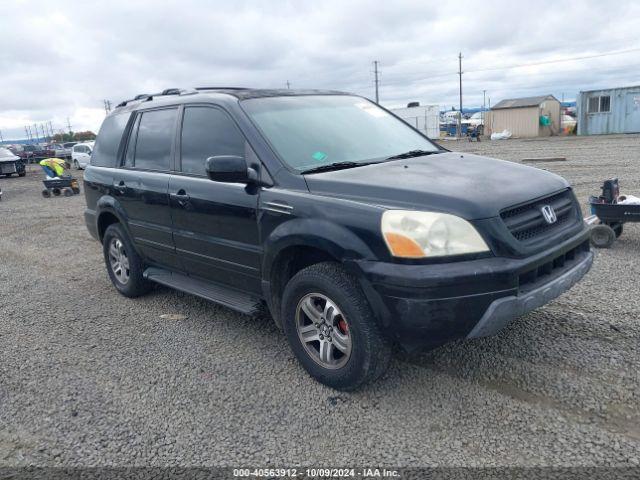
[385,149,441,160]
[301,161,375,174]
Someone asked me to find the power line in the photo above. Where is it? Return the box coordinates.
[370,46,640,90]
[466,47,640,74]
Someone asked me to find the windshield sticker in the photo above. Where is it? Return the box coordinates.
[355,102,386,118]
[312,151,327,162]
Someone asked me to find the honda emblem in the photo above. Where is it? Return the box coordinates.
[541,205,557,224]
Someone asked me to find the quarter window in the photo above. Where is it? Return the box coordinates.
[180,107,245,176]
[92,112,130,167]
[131,108,178,171]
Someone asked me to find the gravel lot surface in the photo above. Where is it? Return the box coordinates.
[1,134,639,468]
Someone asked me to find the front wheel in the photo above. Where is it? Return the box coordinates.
[73,159,80,170]
[591,224,616,248]
[281,262,391,390]
[102,223,151,297]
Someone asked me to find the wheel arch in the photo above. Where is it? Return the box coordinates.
[95,197,132,243]
[261,219,377,327]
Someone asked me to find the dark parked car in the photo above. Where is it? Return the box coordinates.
[0,147,26,177]
[10,144,46,162]
[84,88,593,390]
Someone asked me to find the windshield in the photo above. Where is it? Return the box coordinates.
[242,95,439,171]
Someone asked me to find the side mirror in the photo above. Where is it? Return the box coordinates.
[205,155,249,183]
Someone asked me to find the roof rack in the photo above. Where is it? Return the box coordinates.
[115,88,198,108]
[194,87,251,91]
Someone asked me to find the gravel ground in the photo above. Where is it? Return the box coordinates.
[1,134,639,468]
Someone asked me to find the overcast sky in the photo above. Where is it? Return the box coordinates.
[1,0,639,140]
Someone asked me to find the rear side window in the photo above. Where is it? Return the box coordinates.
[92,113,130,167]
[131,108,177,171]
[180,106,245,175]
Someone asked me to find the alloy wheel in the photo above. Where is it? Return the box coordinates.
[108,238,130,284]
[295,293,352,369]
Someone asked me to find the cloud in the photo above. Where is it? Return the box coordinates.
[0,0,638,139]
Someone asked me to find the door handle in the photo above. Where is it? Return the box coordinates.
[171,190,190,207]
[114,180,126,194]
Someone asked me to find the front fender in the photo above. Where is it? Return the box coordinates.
[262,218,376,281]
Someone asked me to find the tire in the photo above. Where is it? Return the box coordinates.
[42,189,51,198]
[73,159,80,170]
[608,222,623,238]
[18,172,26,177]
[281,262,391,390]
[52,188,61,196]
[63,188,73,197]
[102,223,151,297]
[590,224,616,248]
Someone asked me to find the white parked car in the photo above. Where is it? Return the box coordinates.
[71,142,94,169]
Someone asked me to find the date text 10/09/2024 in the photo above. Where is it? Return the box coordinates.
[232,468,400,478]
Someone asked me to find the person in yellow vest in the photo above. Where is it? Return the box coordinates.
[39,158,70,178]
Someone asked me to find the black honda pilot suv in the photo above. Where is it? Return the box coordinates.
[84,88,593,390]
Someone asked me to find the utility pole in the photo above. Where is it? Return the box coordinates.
[373,60,380,104]
[458,52,463,138]
[482,89,487,125]
[66,117,73,135]
[286,80,291,89]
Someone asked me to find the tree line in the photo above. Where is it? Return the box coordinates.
[52,131,97,142]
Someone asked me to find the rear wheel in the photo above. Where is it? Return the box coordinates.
[281,262,391,390]
[102,223,151,297]
[591,224,616,248]
[608,222,624,238]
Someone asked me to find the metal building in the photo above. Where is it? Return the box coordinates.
[577,85,640,135]
[390,103,440,139]
[486,95,561,138]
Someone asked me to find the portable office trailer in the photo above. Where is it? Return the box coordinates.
[390,103,440,139]
[485,95,561,138]
[577,86,640,135]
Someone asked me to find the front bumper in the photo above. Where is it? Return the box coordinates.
[355,228,592,351]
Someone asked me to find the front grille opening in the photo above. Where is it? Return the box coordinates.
[518,240,589,291]
[501,189,578,243]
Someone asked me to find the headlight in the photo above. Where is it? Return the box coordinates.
[381,210,490,258]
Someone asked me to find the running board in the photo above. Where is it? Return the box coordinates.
[144,267,262,315]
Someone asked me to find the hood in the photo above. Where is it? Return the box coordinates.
[303,152,569,220]
[0,149,19,162]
